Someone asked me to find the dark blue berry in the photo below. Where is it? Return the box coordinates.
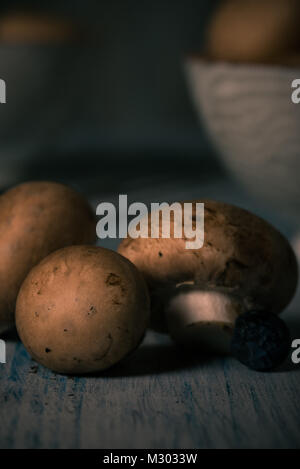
[231,311,291,371]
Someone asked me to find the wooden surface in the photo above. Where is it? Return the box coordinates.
[0,176,300,449]
[1,328,300,449]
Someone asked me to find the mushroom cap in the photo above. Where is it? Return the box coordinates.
[16,246,150,374]
[118,200,298,329]
[206,0,300,65]
[0,181,96,329]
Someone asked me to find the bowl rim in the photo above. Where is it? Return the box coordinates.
[185,53,300,72]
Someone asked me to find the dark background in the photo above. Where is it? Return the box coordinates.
[0,0,222,194]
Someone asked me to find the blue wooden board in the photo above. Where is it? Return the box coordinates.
[1,328,300,449]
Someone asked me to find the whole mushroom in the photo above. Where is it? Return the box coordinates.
[16,246,150,374]
[0,181,96,333]
[118,200,298,354]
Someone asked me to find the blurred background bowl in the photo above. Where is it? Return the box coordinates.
[185,58,300,232]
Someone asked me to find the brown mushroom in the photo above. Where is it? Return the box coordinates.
[118,200,298,353]
[205,0,300,66]
[16,246,150,374]
[0,181,96,333]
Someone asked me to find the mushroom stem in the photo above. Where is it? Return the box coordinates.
[165,286,245,354]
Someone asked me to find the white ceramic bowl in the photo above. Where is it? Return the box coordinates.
[185,59,300,228]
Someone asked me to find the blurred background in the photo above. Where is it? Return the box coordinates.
[0,0,299,246]
[0,0,221,194]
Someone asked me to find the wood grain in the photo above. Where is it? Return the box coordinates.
[1,327,300,449]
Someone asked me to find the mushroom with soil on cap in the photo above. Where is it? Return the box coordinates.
[118,200,298,355]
